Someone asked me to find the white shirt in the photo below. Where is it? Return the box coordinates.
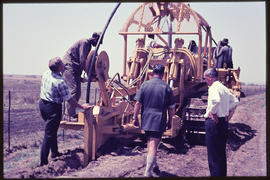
[204,81,239,118]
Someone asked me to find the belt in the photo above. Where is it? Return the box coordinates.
[218,117,225,119]
[218,116,228,121]
[41,99,61,105]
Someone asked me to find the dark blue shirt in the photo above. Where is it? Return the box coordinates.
[216,45,232,64]
[134,77,175,132]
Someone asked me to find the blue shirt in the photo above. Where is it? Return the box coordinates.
[40,70,72,104]
[215,45,232,64]
[134,77,175,132]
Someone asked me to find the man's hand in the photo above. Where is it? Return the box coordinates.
[209,112,218,123]
[81,103,91,109]
[131,117,139,127]
[81,70,88,83]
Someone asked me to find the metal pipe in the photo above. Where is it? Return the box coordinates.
[169,80,174,88]
[167,17,172,48]
[123,35,127,77]
[201,25,217,46]
[86,3,121,103]
[8,90,11,152]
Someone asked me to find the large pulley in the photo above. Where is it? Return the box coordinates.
[85,50,110,106]
[85,50,110,82]
[95,51,109,82]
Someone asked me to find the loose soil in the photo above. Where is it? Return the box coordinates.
[3,90,266,178]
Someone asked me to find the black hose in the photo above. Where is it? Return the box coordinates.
[86,3,121,103]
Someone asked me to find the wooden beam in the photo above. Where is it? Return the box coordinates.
[123,35,127,77]
[59,121,84,131]
[59,111,85,131]
[83,107,94,166]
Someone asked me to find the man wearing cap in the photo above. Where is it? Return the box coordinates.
[132,64,175,177]
[215,38,233,68]
[39,57,91,166]
[62,32,102,121]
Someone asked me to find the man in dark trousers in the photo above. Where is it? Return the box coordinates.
[62,32,102,121]
[203,68,239,176]
[39,57,90,166]
[132,64,175,177]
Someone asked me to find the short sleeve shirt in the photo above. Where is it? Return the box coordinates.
[134,77,175,132]
[40,70,72,104]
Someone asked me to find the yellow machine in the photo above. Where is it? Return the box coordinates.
[60,2,242,166]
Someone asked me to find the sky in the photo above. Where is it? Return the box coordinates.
[3,2,266,84]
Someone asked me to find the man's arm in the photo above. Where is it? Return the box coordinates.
[215,46,225,58]
[167,105,175,129]
[209,112,219,123]
[227,107,236,120]
[80,40,91,82]
[132,101,141,127]
[67,97,91,110]
[227,92,239,120]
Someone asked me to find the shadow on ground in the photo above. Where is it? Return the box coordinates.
[160,122,257,154]
[227,122,257,151]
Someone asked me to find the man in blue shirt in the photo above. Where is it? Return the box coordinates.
[39,57,90,166]
[132,64,175,177]
[62,32,102,120]
[215,38,233,68]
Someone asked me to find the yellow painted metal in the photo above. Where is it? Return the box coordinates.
[59,2,242,166]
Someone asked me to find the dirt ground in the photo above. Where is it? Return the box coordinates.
[3,91,266,178]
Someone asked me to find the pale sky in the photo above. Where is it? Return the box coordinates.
[3,2,266,84]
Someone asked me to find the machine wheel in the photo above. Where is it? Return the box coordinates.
[95,51,110,82]
[85,50,98,80]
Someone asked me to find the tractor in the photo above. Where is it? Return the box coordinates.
[60,2,242,166]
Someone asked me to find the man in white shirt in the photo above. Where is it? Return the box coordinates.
[203,68,239,176]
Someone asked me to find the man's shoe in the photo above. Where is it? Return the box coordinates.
[40,161,48,166]
[51,152,63,158]
[70,116,78,122]
[153,165,160,175]
[144,172,152,177]
[69,114,78,122]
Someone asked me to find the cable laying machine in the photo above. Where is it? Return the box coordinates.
[60,2,242,166]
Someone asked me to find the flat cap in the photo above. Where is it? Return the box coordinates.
[222,38,229,44]
[49,57,62,72]
[92,32,102,39]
